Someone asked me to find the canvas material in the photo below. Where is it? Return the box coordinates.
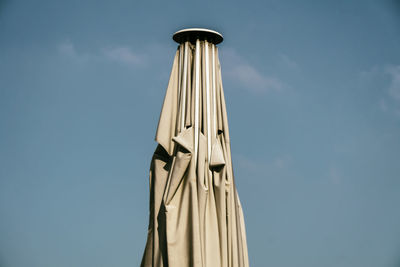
[141,41,249,267]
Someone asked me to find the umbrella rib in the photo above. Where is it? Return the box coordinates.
[180,42,188,132]
[194,39,200,166]
[212,44,217,139]
[177,44,183,133]
[205,41,211,161]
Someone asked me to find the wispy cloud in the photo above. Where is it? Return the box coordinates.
[57,40,147,67]
[102,46,146,66]
[359,64,400,117]
[358,65,379,82]
[221,48,285,93]
[234,153,292,177]
[384,65,400,117]
[229,64,284,93]
[58,41,76,57]
[278,53,298,70]
[386,65,400,101]
[328,166,342,185]
[58,40,90,64]
[379,98,388,112]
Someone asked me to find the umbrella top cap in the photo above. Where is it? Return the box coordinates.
[173,28,223,45]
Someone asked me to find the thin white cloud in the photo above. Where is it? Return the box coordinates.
[359,65,400,117]
[57,40,147,67]
[221,48,285,93]
[385,65,400,117]
[58,41,75,57]
[273,157,287,169]
[278,53,298,69]
[234,153,292,176]
[102,46,146,66]
[386,65,400,101]
[328,166,342,185]
[358,66,379,81]
[230,64,284,93]
[379,98,388,112]
[57,40,90,63]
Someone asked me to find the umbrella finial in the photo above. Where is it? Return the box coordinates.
[173,28,223,45]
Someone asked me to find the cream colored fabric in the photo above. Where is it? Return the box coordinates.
[141,41,249,267]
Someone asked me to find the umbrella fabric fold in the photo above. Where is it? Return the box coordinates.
[141,40,249,267]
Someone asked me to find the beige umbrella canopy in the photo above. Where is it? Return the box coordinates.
[141,28,249,267]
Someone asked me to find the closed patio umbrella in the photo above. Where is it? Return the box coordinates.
[141,28,249,267]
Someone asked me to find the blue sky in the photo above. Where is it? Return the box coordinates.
[1,0,400,266]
